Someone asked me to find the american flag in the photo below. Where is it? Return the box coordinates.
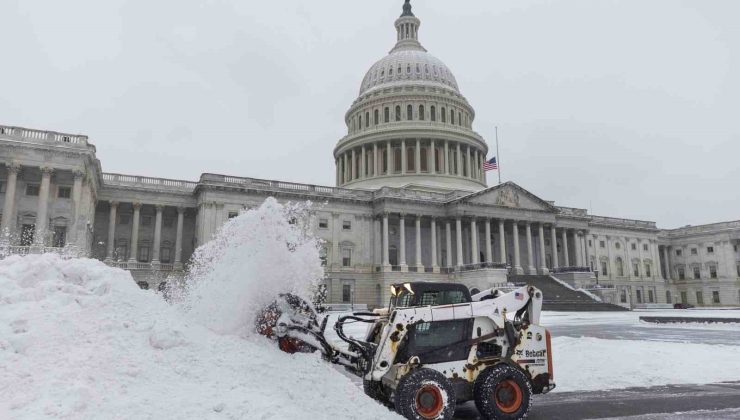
[483,157,498,171]
[515,291,524,301]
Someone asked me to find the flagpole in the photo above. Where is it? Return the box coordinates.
[495,126,501,185]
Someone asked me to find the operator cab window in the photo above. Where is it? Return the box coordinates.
[395,319,473,365]
[419,290,467,306]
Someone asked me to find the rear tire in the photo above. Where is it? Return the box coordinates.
[393,368,456,420]
[474,364,532,420]
[363,379,392,408]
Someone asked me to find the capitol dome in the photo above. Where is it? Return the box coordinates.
[334,0,488,192]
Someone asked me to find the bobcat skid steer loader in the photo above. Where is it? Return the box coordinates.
[259,283,555,420]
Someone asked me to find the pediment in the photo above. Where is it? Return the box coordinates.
[453,182,556,212]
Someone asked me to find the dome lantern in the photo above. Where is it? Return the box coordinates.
[392,0,424,53]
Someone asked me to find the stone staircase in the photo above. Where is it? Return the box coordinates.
[508,275,628,311]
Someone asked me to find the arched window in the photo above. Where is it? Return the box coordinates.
[441,107,447,123]
[389,246,398,266]
[395,106,401,121]
[389,67,393,76]
[419,105,425,121]
[407,105,413,120]
[420,147,428,172]
[616,257,624,277]
[358,115,362,130]
[161,241,172,264]
[374,109,379,125]
[407,65,411,74]
[458,112,462,126]
[666,290,672,304]
[384,107,390,123]
[406,147,415,171]
[365,112,370,128]
[397,65,402,75]
[450,110,455,125]
[430,106,436,122]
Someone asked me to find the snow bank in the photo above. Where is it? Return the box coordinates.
[553,336,740,392]
[0,198,399,420]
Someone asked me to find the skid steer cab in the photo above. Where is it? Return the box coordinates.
[259,282,555,420]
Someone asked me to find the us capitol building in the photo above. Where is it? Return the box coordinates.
[1,1,738,308]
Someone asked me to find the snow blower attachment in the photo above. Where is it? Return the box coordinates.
[258,283,555,420]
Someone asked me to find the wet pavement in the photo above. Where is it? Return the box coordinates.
[454,381,740,419]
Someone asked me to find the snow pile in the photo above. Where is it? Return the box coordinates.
[0,198,399,420]
[552,336,740,392]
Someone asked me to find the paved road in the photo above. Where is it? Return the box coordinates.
[453,381,740,419]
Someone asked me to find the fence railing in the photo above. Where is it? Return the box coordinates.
[0,124,89,146]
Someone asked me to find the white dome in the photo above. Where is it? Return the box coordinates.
[359,49,460,96]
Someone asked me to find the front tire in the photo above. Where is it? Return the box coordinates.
[363,379,392,407]
[474,364,532,420]
[393,368,456,420]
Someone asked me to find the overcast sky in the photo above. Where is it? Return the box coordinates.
[1,0,738,228]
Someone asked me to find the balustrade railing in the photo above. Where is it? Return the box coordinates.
[552,266,593,274]
[337,121,485,144]
[0,124,89,146]
[102,173,198,192]
[103,260,179,271]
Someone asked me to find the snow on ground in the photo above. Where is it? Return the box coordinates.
[0,198,400,420]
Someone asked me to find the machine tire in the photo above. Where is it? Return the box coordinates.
[393,368,456,420]
[363,380,392,407]
[474,364,532,420]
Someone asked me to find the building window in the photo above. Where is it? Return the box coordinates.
[365,112,370,128]
[681,291,688,304]
[0,181,5,193]
[450,110,455,125]
[342,220,351,231]
[616,258,624,277]
[384,107,390,123]
[138,245,150,262]
[319,247,328,266]
[709,266,717,279]
[696,291,703,305]
[228,212,239,219]
[20,224,35,246]
[600,261,608,276]
[318,219,329,229]
[691,248,698,255]
[342,284,352,303]
[645,263,651,278]
[395,106,401,121]
[676,249,682,256]
[620,289,627,303]
[734,244,738,252]
[358,115,362,129]
[712,291,720,304]
[643,244,649,251]
[161,247,172,263]
[430,106,436,121]
[666,290,672,304]
[164,217,174,228]
[458,112,462,126]
[615,242,621,250]
[26,184,40,196]
[636,290,642,304]
[678,267,685,280]
[633,263,640,277]
[588,240,592,247]
[631,243,637,251]
[52,226,66,248]
[648,289,654,303]
[342,248,352,267]
[707,246,714,254]
[374,109,379,125]
[693,266,701,279]
[407,105,413,120]
[57,186,71,199]
[599,241,605,248]
[441,107,447,123]
[419,105,425,121]
[142,216,153,226]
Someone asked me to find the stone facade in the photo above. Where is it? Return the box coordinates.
[1,1,738,307]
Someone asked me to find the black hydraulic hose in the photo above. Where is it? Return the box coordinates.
[335,315,378,374]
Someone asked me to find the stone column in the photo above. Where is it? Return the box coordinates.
[456,218,463,267]
[584,232,592,271]
[105,201,118,261]
[350,149,356,180]
[152,205,163,264]
[456,143,462,176]
[562,229,570,267]
[69,170,84,244]
[575,232,584,266]
[498,219,506,264]
[484,219,492,263]
[415,215,422,269]
[34,166,53,245]
[662,246,670,279]
[445,220,452,268]
[175,206,185,269]
[653,241,662,279]
[382,213,390,268]
[538,223,548,274]
[335,159,340,185]
[512,221,522,274]
[466,147,472,177]
[1,162,21,237]
[129,203,141,262]
[430,140,436,173]
[342,153,347,183]
[387,141,392,173]
[525,222,535,274]
[399,214,407,270]
[401,140,407,174]
[470,218,479,264]
[415,139,421,174]
[550,226,559,270]
[431,218,439,272]
[373,143,379,177]
[444,141,450,174]
[360,146,366,179]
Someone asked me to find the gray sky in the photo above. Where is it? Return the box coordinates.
[1,0,738,229]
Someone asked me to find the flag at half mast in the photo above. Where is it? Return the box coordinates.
[483,157,498,171]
